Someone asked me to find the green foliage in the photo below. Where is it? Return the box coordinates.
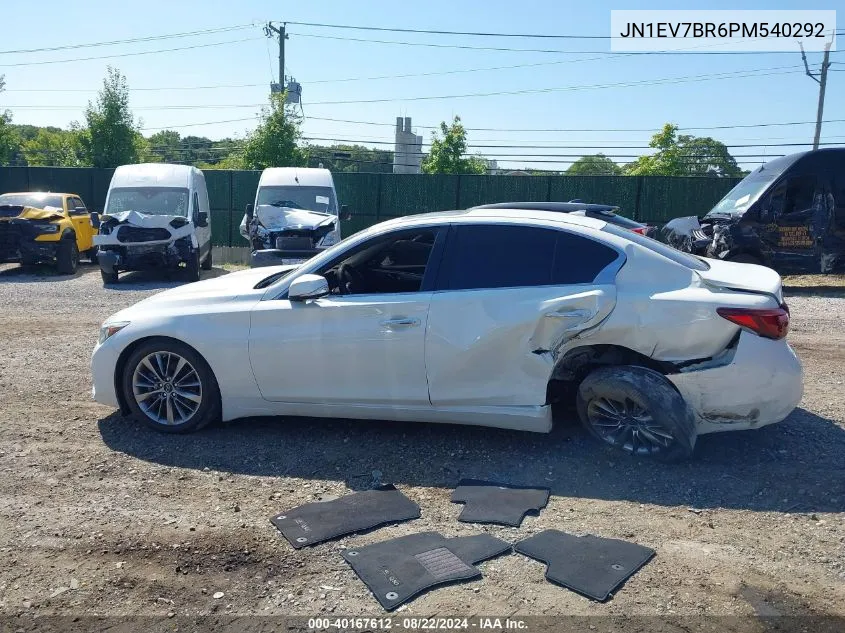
[421,116,488,175]
[0,75,20,166]
[566,154,623,176]
[22,127,87,166]
[147,129,182,162]
[304,143,394,173]
[82,66,140,168]
[240,93,304,170]
[625,123,742,177]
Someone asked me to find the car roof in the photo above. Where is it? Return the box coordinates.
[111,163,196,189]
[471,201,620,214]
[258,167,335,188]
[1,192,72,197]
[377,207,608,231]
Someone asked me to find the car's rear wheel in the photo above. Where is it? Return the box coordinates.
[576,366,696,462]
[56,238,79,275]
[122,339,220,433]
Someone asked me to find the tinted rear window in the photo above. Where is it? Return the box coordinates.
[602,223,710,271]
[441,224,619,290]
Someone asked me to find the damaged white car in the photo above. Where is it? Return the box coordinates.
[94,164,212,285]
[92,208,803,461]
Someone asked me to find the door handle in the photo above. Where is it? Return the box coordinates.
[545,309,592,319]
[380,317,420,328]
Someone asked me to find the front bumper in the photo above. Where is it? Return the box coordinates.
[0,221,61,262]
[251,248,322,268]
[91,339,122,409]
[667,331,803,434]
[98,239,194,273]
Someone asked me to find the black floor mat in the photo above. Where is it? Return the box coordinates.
[342,531,512,610]
[269,485,420,549]
[451,479,550,527]
[514,529,655,602]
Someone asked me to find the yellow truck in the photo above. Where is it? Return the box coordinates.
[0,192,98,274]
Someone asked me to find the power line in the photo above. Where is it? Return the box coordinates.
[0,24,256,55]
[284,20,613,39]
[0,37,263,68]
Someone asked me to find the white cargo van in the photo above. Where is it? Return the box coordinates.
[94,163,212,284]
[239,167,350,267]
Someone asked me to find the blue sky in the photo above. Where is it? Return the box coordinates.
[2,0,843,170]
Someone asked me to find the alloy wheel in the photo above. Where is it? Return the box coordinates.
[131,351,203,426]
[585,396,675,455]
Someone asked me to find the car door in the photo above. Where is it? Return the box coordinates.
[248,226,447,406]
[67,196,94,252]
[761,173,827,272]
[426,222,620,408]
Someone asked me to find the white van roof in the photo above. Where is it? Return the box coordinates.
[258,167,335,188]
[110,163,198,189]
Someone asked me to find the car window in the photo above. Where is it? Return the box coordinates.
[441,224,558,290]
[69,197,87,215]
[552,230,620,284]
[315,228,440,295]
[772,175,817,216]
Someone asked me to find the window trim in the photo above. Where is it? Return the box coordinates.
[433,222,625,292]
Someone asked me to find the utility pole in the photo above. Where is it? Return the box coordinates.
[801,41,832,150]
[265,22,288,89]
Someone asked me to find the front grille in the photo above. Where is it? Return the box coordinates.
[117,226,171,243]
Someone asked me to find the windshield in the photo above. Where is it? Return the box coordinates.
[106,187,190,217]
[0,193,63,209]
[706,153,804,218]
[256,186,337,213]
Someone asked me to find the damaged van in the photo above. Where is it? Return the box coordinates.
[240,167,349,268]
[95,164,212,285]
[661,148,845,273]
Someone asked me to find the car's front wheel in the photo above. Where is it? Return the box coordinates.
[122,339,220,433]
[576,365,696,462]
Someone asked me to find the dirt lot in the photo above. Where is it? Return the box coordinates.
[0,263,843,628]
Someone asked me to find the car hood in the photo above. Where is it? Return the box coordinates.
[112,264,299,320]
[0,206,64,222]
[255,205,336,232]
[696,258,784,303]
[101,210,186,227]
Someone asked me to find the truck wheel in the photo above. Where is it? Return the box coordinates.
[184,251,200,282]
[576,365,696,462]
[56,239,79,275]
[101,269,119,285]
[201,249,212,270]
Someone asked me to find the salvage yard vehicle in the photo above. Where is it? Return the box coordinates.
[472,201,653,235]
[240,167,350,268]
[94,164,212,285]
[92,207,803,461]
[0,191,98,274]
[661,147,845,273]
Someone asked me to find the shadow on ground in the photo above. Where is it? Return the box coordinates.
[98,406,845,514]
[0,261,100,282]
[0,262,230,288]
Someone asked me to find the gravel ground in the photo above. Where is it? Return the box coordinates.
[0,262,843,628]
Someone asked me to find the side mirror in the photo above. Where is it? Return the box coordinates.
[245,203,254,220]
[90,211,100,228]
[289,274,330,301]
[196,211,209,228]
[340,204,352,222]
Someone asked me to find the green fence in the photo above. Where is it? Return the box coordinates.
[0,167,741,247]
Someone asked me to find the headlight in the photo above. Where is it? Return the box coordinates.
[98,321,129,344]
[319,231,339,247]
[36,224,60,233]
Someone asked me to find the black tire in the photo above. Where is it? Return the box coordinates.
[200,248,212,270]
[576,365,696,462]
[122,338,221,433]
[86,248,99,264]
[56,238,79,275]
[184,251,200,282]
[101,269,119,285]
[727,253,762,265]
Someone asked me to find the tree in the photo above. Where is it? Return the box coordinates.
[421,116,487,175]
[625,123,741,177]
[566,154,623,176]
[0,75,20,166]
[147,129,182,163]
[82,66,140,168]
[304,143,394,173]
[22,127,86,166]
[240,92,304,169]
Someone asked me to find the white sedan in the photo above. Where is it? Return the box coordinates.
[92,208,803,461]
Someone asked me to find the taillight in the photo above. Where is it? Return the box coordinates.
[716,307,789,340]
[630,226,648,235]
